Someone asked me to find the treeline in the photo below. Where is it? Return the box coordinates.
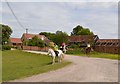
[39,25,94,46]
[1,23,94,50]
[39,31,68,46]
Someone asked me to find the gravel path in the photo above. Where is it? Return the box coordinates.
[11,50,118,82]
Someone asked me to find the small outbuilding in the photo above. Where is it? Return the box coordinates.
[9,38,22,49]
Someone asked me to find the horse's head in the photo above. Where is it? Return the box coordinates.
[48,48,52,55]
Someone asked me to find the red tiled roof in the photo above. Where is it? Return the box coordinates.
[22,33,45,39]
[95,39,120,47]
[96,39,120,43]
[10,38,22,43]
[22,33,51,44]
[68,35,98,42]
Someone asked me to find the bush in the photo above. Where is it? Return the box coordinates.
[68,44,79,48]
[2,45,11,50]
[27,36,45,48]
[66,48,84,54]
[37,40,45,48]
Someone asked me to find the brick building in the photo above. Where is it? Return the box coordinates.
[9,38,22,49]
[9,33,52,51]
[21,33,51,45]
[94,39,120,54]
[67,35,99,47]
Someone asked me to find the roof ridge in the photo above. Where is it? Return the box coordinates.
[23,33,45,36]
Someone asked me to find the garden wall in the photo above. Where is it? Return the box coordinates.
[22,46,49,51]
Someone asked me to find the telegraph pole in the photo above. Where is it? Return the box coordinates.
[26,28,28,46]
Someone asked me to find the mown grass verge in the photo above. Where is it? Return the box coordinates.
[2,50,71,82]
[66,48,119,60]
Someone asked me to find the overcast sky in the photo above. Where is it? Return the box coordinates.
[1,0,118,39]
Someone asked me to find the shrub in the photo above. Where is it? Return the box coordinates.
[68,44,79,48]
[27,36,45,48]
[2,45,11,50]
[37,40,45,48]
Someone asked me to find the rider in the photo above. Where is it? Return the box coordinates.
[87,42,91,48]
[53,43,59,56]
[86,42,91,51]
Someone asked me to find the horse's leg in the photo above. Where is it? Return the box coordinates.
[58,54,63,63]
[87,48,90,57]
[84,48,86,54]
[85,48,88,57]
[64,49,66,53]
[88,48,91,57]
[57,56,60,62]
[58,55,62,63]
[60,54,63,62]
[58,56,61,63]
[61,53,64,60]
[52,56,55,64]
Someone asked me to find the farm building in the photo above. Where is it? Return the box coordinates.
[94,39,120,54]
[68,35,99,43]
[67,35,99,47]
[21,33,51,45]
[9,33,52,51]
[9,38,22,49]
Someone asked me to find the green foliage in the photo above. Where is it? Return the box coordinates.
[71,25,94,36]
[2,45,11,50]
[53,31,68,46]
[37,39,45,48]
[39,32,55,40]
[28,36,45,48]
[40,31,68,46]
[66,48,84,55]
[0,24,13,45]
[68,44,79,48]
[2,50,71,81]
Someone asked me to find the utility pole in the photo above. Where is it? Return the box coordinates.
[26,28,28,46]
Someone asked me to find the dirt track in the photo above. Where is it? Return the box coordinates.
[11,51,118,82]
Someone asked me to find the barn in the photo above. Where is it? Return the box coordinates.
[67,35,99,47]
[94,39,120,54]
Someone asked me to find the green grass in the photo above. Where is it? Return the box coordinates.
[2,50,71,82]
[66,48,119,60]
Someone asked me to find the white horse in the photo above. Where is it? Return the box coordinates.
[60,46,67,53]
[48,48,64,64]
[63,46,67,53]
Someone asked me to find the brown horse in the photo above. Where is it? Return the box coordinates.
[85,47,92,57]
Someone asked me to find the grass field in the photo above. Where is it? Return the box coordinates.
[66,48,119,60]
[2,50,71,82]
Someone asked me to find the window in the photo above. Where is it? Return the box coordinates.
[13,43,16,45]
[96,42,100,46]
[106,42,112,46]
[101,42,106,46]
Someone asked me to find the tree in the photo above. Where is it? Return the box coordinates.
[39,31,69,46]
[52,31,68,46]
[71,25,94,36]
[28,36,38,46]
[37,39,45,48]
[39,32,55,41]
[0,24,13,45]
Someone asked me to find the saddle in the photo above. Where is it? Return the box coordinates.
[54,51,59,56]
